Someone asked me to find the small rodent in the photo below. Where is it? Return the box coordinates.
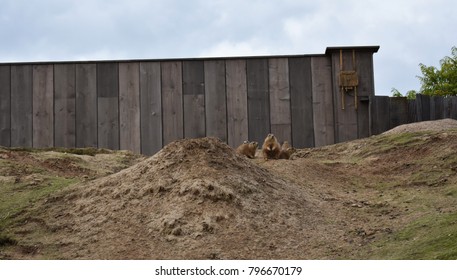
[236,141,258,159]
[279,141,296,159]
[262,134,281,160]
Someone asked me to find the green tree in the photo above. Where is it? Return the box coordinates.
[418,46,457,96]
[392,46,457,98]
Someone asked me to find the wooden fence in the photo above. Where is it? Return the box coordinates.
[371,94,457,135]
[0,46,380,155]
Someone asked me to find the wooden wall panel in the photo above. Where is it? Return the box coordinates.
[311,56,334,147]
[247,59,270,145]
[11,65,33,147]
[415,94,430,121]
[431,96,444,120]
[54,64,76,148]
[226,60,248,147]
[32,65,54,148]
[119,62,141,153]
[331,51,359,142]
[183,61,205,139]
[140,62,162,155]
[290,57,315,148]
[371,96,390,135]
[451,96,457,120]
[161,61,183,145]
[76,64,97,148]
[269,58,291,144]
[205,60,227,141]
[97,63,119,150]
[389,97,408,128]
[408,99,417,123]
[0,66,10,147]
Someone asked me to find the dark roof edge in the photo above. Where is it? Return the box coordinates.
[325,46,380,54]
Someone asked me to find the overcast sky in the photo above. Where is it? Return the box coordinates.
[0,0,455,95]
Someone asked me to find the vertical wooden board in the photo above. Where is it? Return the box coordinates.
[408,99,417,123]
[205,60,227,141]
[97,63,119,150]
[290,57,314,148]
[371,96,390,135]
[226,60,248,147]
[331,51,359,143]
[247,58,270,145]
[450,96,457,120]
[443,97,450,118]
[311,56,334,147]
[269,58,291,144]
[140,62,162,155]
[0,66,11,146]
[416,94,430,121]
[119,62,141,153]
[76,64,97,148]
[54,64,76,148]
[161,61,183,145]
[354,52,375,97]
[389,97,408,128]
[183,61,205,138]
[357,100,370,138]
[32,65,54,148]
[432,96,444,120]
[11,65,33,147]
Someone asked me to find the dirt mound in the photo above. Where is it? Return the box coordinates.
[383,118,457,135]
[39,137,319,259]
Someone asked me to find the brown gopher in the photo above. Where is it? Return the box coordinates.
[262,133,281,160]
[279,141,296,159]
[236,141,258,159]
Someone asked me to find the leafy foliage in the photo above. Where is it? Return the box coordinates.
[418,46,457,96]
[392,46,457,97]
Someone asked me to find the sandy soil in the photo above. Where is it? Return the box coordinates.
[1,119,457,259]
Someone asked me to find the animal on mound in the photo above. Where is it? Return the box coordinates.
[279,141,296,159]
[236,141,258,159]
[262,134,282,160]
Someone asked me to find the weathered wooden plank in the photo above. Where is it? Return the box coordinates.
[389,97,408,128]
[205,60,227,141]
[0,66,10,147]
[161,61,183,145]
[119,62,141,153]
[183,61,205,139]
[450,96,457,120]
[226,60,248,147]
[371,96,390,135]
[357,99,370,138]
[140,62,162,155]
[430,96,444,120]
[331,50,358,142]
[443,97,451,118]
[97,63,119,150]
[290,57,315,148]
[11,65,33,147]
[355,51,375,138]
[407,99,417,123]
[311,56,334,147]
[54,64,76,148]
[247,58,270,145]
[32,65,54,148]
[416,94,430,121]
[269,58,291,145]
[75,64,97,148]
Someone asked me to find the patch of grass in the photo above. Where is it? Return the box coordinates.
[369,211,457,259]
[0,177,79,229]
